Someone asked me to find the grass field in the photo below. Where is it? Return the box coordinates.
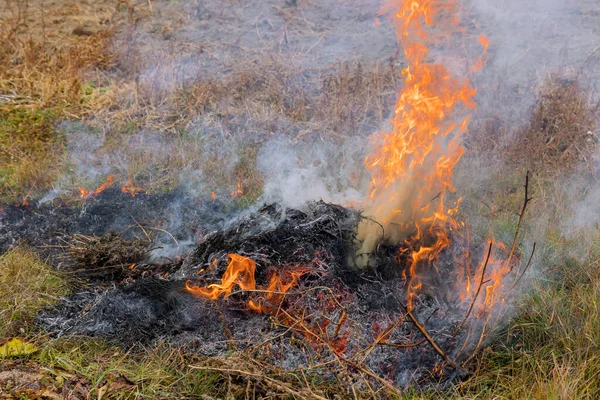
[2,0,600,398]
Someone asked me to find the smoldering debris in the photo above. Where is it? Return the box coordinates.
[178,201,360,280]
[4,195,526,390]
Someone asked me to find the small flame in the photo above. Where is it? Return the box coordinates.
[17,194,30,207]
[80,175,116,199]
[185,254,306,313]
[231,179,243,197]
[121,178,144,197]
[248,269,307,313]
[186,254,257,300]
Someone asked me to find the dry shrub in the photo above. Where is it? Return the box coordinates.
[508,77,599,174]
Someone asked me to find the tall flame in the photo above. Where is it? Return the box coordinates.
[356,0,489,308]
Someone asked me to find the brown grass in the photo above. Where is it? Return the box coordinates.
[509,76,600,173]
[0,0,398,201]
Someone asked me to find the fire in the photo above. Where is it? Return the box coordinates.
[121,178,144,197]
[186,254,257,300]
[79,174,116,199]
[231,178,243,197]
[356,0,494,309]
[185,254,306,313]
[248,269,307,313]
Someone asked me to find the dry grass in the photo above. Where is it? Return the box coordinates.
[509,76,600,173]
[102,54,398,137]
[0,0,398,201]
[465,75,600,177]
[0,1,116,199]
[0,247,68,337]
[455,230,600,399]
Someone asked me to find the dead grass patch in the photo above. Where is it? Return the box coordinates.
[466,76,600,177]
[509,76,600,173]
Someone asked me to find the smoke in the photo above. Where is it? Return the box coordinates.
[257,136,367,209]
[467,0,600,128]
[453,0,600,309]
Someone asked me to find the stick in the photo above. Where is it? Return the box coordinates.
[507,242,537,294]
[450,241,494,343]
[507,171,532,273]
[403,305,461,371]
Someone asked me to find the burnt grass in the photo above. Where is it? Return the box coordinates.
[0,188,231,257]
[0,192,493,388]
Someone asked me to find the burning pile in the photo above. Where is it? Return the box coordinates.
[0,0,534,394]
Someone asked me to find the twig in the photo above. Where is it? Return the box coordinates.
[508,171,532,273]
[507,242,537,294]
[450,241,494,343]
[403,305,461,371]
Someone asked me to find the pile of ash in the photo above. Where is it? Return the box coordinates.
[1,195,500,389]
[37,202,363,343]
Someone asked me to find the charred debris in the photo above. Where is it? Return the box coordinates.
[0,184,530,391]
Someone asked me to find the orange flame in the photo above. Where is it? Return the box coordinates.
[231,178,243,197]
[121,178,144,197]
[186,254,257,300]
[357,0,491,309]
[248,269,307,313]
[79,175,116,199]
[185,254,306,313]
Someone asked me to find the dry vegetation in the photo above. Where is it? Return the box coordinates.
[0,247,67,337]
[0,0,398,201]
[2,0,600,399]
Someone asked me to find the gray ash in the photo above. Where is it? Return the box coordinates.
[0,188,232,256]
[1,194,506,390]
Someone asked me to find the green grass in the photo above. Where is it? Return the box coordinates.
[0,247,68,337]
[35,339,221,399]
